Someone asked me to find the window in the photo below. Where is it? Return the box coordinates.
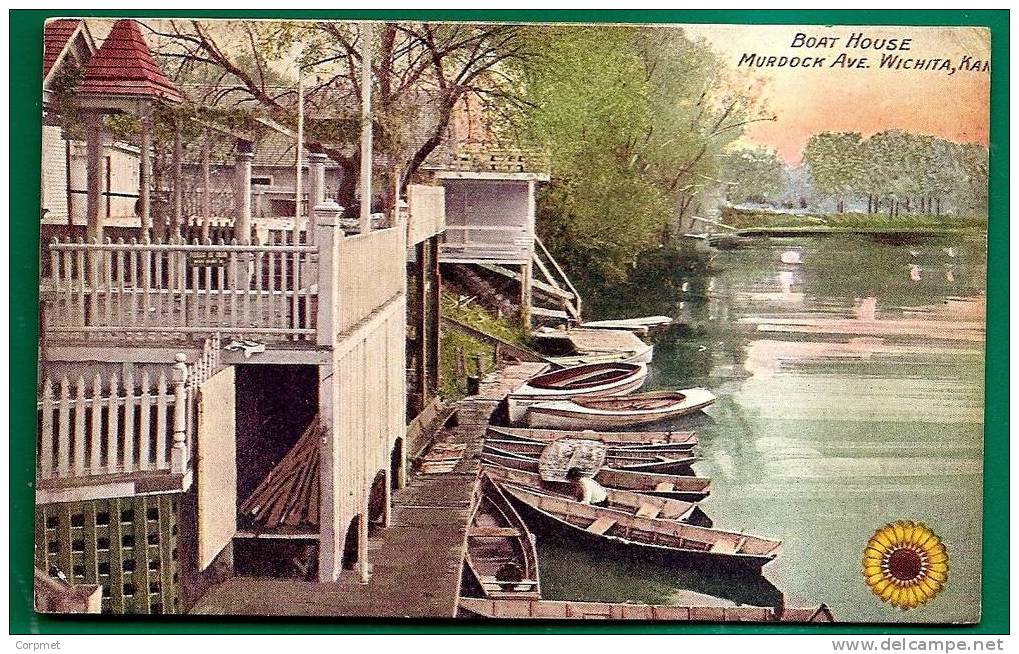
[251,176,273,186]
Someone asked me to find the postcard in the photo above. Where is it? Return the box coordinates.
[34,16,988,623]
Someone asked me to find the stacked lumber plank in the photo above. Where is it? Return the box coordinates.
[240,419,321,529]
[419,442,467,474]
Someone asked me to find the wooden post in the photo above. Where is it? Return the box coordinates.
[520,259,533,329]
[139,105,152,234]
[314,200,343,347]
[234,143,253,244]
[85,111,104,241]
[307,151,327,245]
[382,469,392,527]
[429,236,442,400]
[201,128,212,241]
[170,353,189,474]
[357,511,370,583]
[172,117,183,240]
[358,22,374,234]
[317,362,341,582]
[295,70,304,244]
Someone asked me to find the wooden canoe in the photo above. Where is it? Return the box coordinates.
[462,474,541,599]
[458,597,835,622]
[483,442,697,475]
[485,432,697,456]
[482,464,712,527]
[479,450,711,502]
[502,484,781,572]
[525,388,716,429]
[507,362,648,424]
[487,425,698,448]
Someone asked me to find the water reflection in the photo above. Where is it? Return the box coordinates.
[544,235,985,623]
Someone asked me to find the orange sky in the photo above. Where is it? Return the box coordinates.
[683,25,991,164]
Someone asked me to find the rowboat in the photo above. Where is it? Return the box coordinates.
[479,451,711,502]
[502,484,781,572]
[533,327,655,366]
[547,346,654,368]
[482,464,712,527]
[507,362,648,424]
[462,474,541,599]
[524,389,716,429]
[482,443,697,475]
[486,437,696,460]
[487,425,698,448]
[580,316,674,336]
[485,430,697,455]
[459,597,835,622]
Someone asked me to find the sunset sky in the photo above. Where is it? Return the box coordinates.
[683,25,991,164]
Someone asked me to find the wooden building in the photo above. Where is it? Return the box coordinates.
[426,149,582,326]
[36,19,448,613]
[41,20,142,230]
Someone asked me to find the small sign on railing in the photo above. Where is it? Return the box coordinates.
[187,252,230,267]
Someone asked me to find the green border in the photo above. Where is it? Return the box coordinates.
[10,8,1008,635]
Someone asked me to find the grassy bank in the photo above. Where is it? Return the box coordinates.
[720,207,988,233]
[438,291,530,400]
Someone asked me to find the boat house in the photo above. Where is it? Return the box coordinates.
[36,19,447,613]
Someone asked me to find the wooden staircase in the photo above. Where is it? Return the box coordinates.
[448,236,582,326]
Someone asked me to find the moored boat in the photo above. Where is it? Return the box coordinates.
[485,432,696,456]
[462,474,541,599]
[458,597,835,622]
[487,425,698,448]
[478,450,712,502]
[482,464,712,527]
[507,362,648,424]
[502,484,782,572]
[482,443,697,475]
[525,388,716,429]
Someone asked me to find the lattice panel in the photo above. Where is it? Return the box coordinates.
[35,495,180,614]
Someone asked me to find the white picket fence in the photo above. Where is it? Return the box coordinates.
[37,335,224,482]
[41,237,318,342]
[37,369,180,480]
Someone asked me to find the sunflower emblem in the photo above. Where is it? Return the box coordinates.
[863,521,948,610]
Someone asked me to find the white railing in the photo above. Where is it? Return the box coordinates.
[407,184,446,245]
[37,335,223,483]
[38,369,180,481]
[41,237,318,342]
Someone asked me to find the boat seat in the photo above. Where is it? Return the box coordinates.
[586,516,617,535]
[635,503,661,519]
[710,539,739,554]
[654,482,675,492]
[469,527,523,537]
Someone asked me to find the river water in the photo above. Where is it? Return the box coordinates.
[537,234,986,623]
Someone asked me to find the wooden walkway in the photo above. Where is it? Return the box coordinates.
[191,363,543,618]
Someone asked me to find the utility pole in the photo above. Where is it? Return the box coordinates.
[295,63,305,243]
[358,22,374,234]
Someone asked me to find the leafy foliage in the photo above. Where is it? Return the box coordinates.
[719,147,785,203]
[517,26,771,285]
[804,130,988,215]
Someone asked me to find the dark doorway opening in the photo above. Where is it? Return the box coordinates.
[341,517,360,570]
[390,439,404,491]
[367,470,388,535]
[234,364,318,508]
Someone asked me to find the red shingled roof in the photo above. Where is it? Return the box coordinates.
[43,19,83,78]
[79,19,183,103]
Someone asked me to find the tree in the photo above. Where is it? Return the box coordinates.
[145,19,528,205]
[718,147,785,204]
[802,132,863,213]
[517,25,773,282]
